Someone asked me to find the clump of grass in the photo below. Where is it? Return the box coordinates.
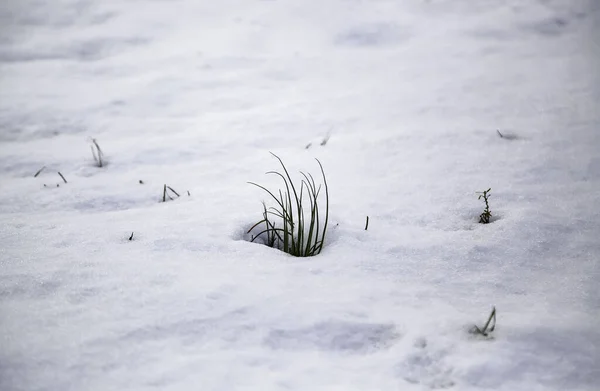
[91,138,105,167]
[248,153,329,257]
[469,307,497,338]
[477,188,492,224]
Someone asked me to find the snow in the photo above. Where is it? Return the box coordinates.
[1,0,599,390]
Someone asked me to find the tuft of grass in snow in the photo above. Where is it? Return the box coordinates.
[469,307,497,338]
[477,188,492,224]
[248,153,329,257]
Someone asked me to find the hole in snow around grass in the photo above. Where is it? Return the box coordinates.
[235,217,342,258]
[264,320,400,354]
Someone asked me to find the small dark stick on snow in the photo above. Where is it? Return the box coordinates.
[34,166,46,177]
[497,129,504,138]
[187,191,190,196]
[162,184,167,202]
[129,232,134,241]
[365,216,369,231]
[58,172,67,184]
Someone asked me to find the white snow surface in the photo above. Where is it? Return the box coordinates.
[1,0,599,390]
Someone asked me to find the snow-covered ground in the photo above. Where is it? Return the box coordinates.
[1,0,599,390]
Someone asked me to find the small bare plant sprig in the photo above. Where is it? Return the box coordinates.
[477,188,492,224]
[248,153,329,257]
[91,138,105,167]
[469,307,497,338]
[162,184,181,202]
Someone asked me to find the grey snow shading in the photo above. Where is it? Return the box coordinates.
[265,320,400,353]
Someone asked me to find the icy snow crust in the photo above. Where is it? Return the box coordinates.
[1,0,599,390]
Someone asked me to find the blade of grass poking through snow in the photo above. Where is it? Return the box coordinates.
[271,153,304,252]
[300,176,315,256]
[248,181,292,252]
[34,166,46,177]
[268,153,302,254]
[264,202,285,247]
[298,178,305,254]
[92,139,104,167]
[300,171,320,256]
[90,138,104,167]
[279,189,291,252]
[470,307,497,337]
[246,202,283,247]
[263,170,296,252]
[314,158,329,255]
[482,307,497,334]
[57,172,67,184]
[263,202,278,247]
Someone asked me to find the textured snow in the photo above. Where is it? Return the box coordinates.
[1,0,599,390]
